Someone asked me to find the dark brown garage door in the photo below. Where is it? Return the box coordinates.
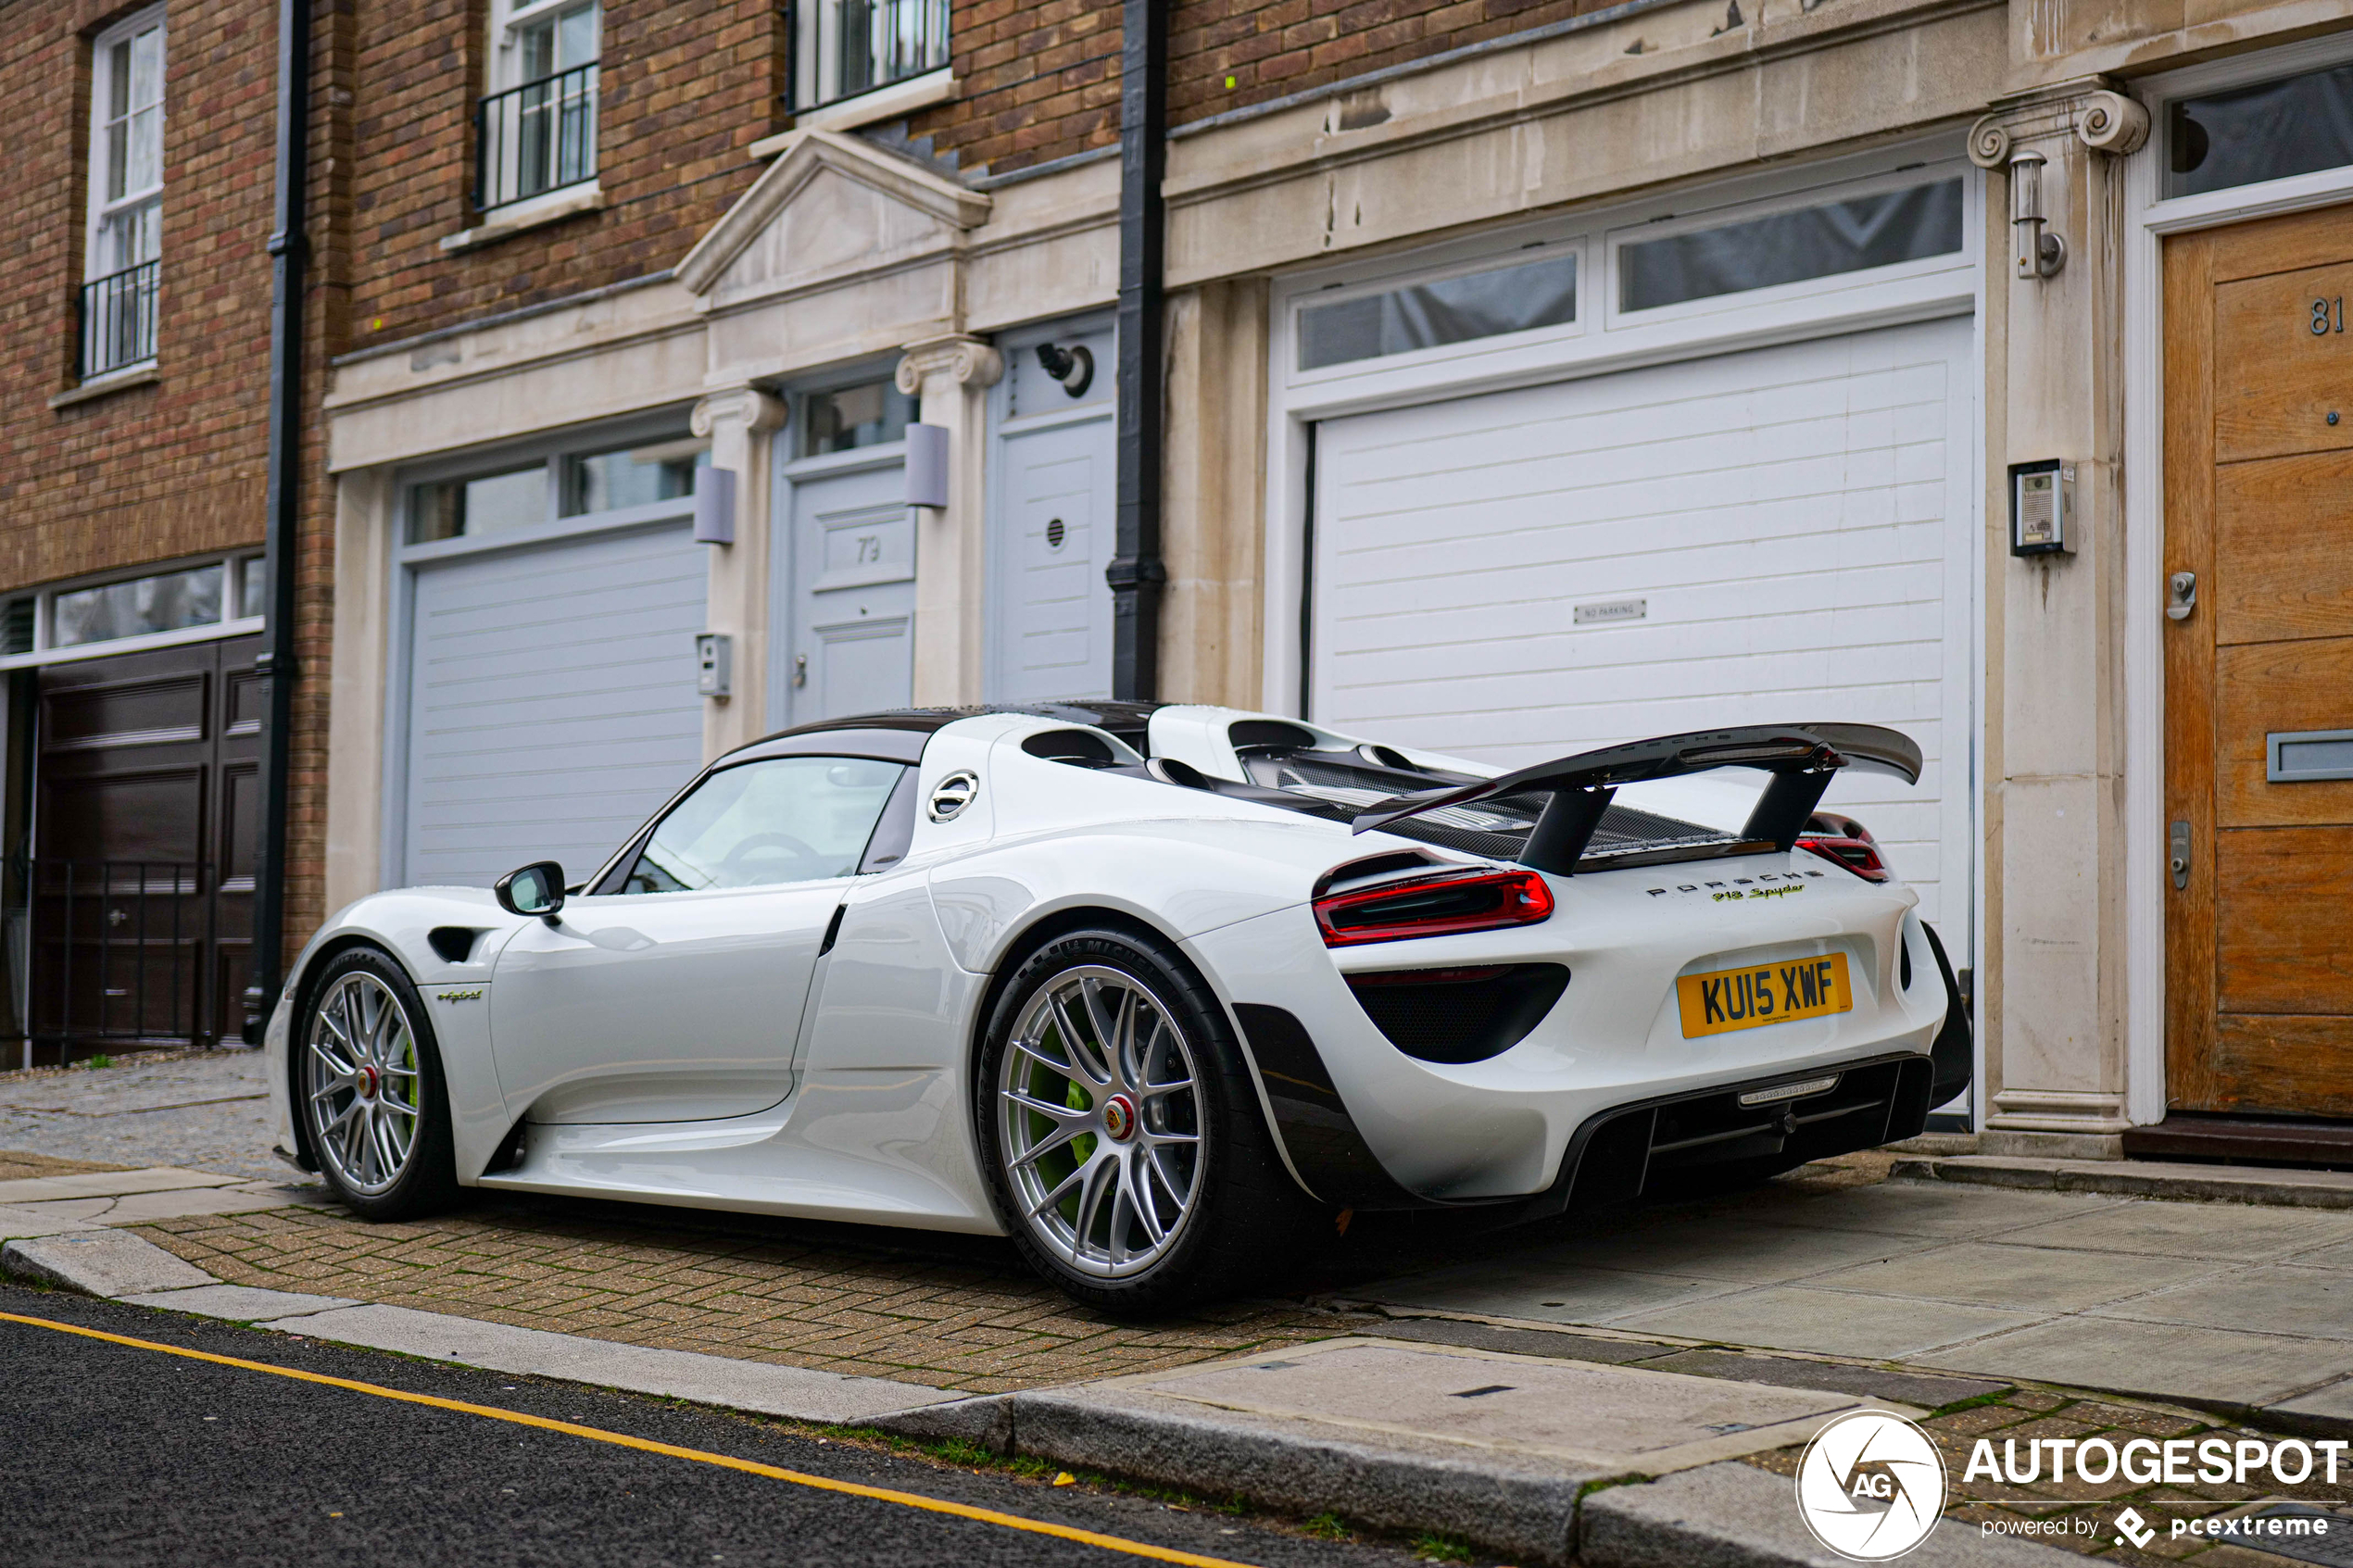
[28,634,262,1060]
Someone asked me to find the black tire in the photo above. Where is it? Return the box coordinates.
[975,927,1320,1314]
[296,947,462,1222]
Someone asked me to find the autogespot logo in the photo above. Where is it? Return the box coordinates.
[1794,1410,1948,1562]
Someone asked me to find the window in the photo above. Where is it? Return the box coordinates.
[408,464,547,544]
[408,431,707,543]
[799,380,917,458]
[1618,179,1964,313]
[794,0,949,110]
[82,6,165,380]
[560,438,707,518]
[477,0,598,210]
[2168,63,2353,199]
[1298,251,1579,371]
[618,757,906,892]
[0,554,265,664]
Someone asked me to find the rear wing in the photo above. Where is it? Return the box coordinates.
[1351,723,1922,876]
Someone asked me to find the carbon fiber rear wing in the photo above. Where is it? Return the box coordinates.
[1350,723,1923,876]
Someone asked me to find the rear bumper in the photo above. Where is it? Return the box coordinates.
[1189,849,1944,1207]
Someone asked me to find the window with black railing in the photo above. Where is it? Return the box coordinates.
[794,0,950,110]
[79,259,159,380]
[476,60,599,211]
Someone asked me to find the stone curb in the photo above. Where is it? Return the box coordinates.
[882,1386,1598,1565]
[0,1223,964,1426]
[3,1231,214,1296]
[1580,1461,2075,1567]
[1893,1154,2353,1210]
[865,1392,2083,1568]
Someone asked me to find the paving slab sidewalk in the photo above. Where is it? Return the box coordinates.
[1347,1174,2353,1435]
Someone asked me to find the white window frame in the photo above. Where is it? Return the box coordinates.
[2120,30,2353,1127]
[82,5,167,377]
[478,0,600,214]
[0,552,266,671]
[794,0,950,113]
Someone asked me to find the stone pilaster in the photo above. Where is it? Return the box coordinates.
[1969,82,2148,1156]
[895,334,1003,707]
[692,385,788,758]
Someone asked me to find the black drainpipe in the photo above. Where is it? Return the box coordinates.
[1109,0,1166,701]
[244,0,310,1041]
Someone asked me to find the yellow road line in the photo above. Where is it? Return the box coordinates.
[0,1309,1259,1568]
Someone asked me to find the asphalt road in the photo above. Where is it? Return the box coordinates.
[0,1284,1430,1568]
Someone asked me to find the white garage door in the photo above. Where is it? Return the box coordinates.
[1312,316,1974,947]
[404,522,708,887]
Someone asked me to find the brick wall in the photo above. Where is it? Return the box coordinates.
[0,0,279,594]
[907,0,1122,177]
[905,0,1623,179]
[342,0,785,349]
[1166,0,1622,126]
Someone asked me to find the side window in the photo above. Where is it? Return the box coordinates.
[619,756,904,893]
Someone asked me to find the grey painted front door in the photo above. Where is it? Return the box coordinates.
[403,521,707,888]
[986,410,1114,704]
[777,454,914,728]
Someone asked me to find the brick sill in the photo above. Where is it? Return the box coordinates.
[50,363,160,409]
[440,185,605,254]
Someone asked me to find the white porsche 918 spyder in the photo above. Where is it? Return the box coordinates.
[266,704,1970,1310]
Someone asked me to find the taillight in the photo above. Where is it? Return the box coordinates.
[1313,868,1554,947]
[1797,812,1891,884]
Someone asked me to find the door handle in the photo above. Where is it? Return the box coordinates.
[2167,571,2197,621]
[793,653,808,688]
[2170,820,2191,890]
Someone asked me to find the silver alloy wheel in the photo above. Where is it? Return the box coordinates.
[998,965,1206,1278]
[304,972,424,1197]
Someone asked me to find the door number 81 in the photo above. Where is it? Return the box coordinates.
[2313,296,2346,335]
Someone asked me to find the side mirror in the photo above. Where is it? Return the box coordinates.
[494,861,567,923]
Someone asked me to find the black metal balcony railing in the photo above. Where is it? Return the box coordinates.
[811,0,950,107]
[78,259,159,381]
[475,61,599,212]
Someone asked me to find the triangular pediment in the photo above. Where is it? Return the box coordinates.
[678,129,991,304]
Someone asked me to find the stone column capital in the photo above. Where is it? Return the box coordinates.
[1969,80,2148,167]
[691,386,788,439]
[894,334,1003,395]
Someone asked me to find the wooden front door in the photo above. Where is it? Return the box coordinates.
[2165,206,2353,1119]
[31,634,263,1056]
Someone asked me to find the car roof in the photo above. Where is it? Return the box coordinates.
[720,702,1166,767]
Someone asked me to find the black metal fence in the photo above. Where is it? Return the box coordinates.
[5,859,221,1063]
[475,62,598,212]
[78,259,159,380]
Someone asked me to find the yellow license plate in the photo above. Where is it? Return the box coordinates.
[1677,952,1853,1038]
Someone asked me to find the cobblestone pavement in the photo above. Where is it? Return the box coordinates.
[0,1049,296,1183]
[130,1197,1364,1394]
[1743,1385,2353,1564]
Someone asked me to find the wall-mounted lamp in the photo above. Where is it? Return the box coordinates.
[2007,149,2065,280]
[692,468,737,545]
[1035,342,1094,397]
[905,423,950,509]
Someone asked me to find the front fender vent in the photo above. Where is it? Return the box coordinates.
[1344,962,1568,1064]
[428,926,484,964]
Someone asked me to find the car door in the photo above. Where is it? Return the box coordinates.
[488,753,908,1123]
